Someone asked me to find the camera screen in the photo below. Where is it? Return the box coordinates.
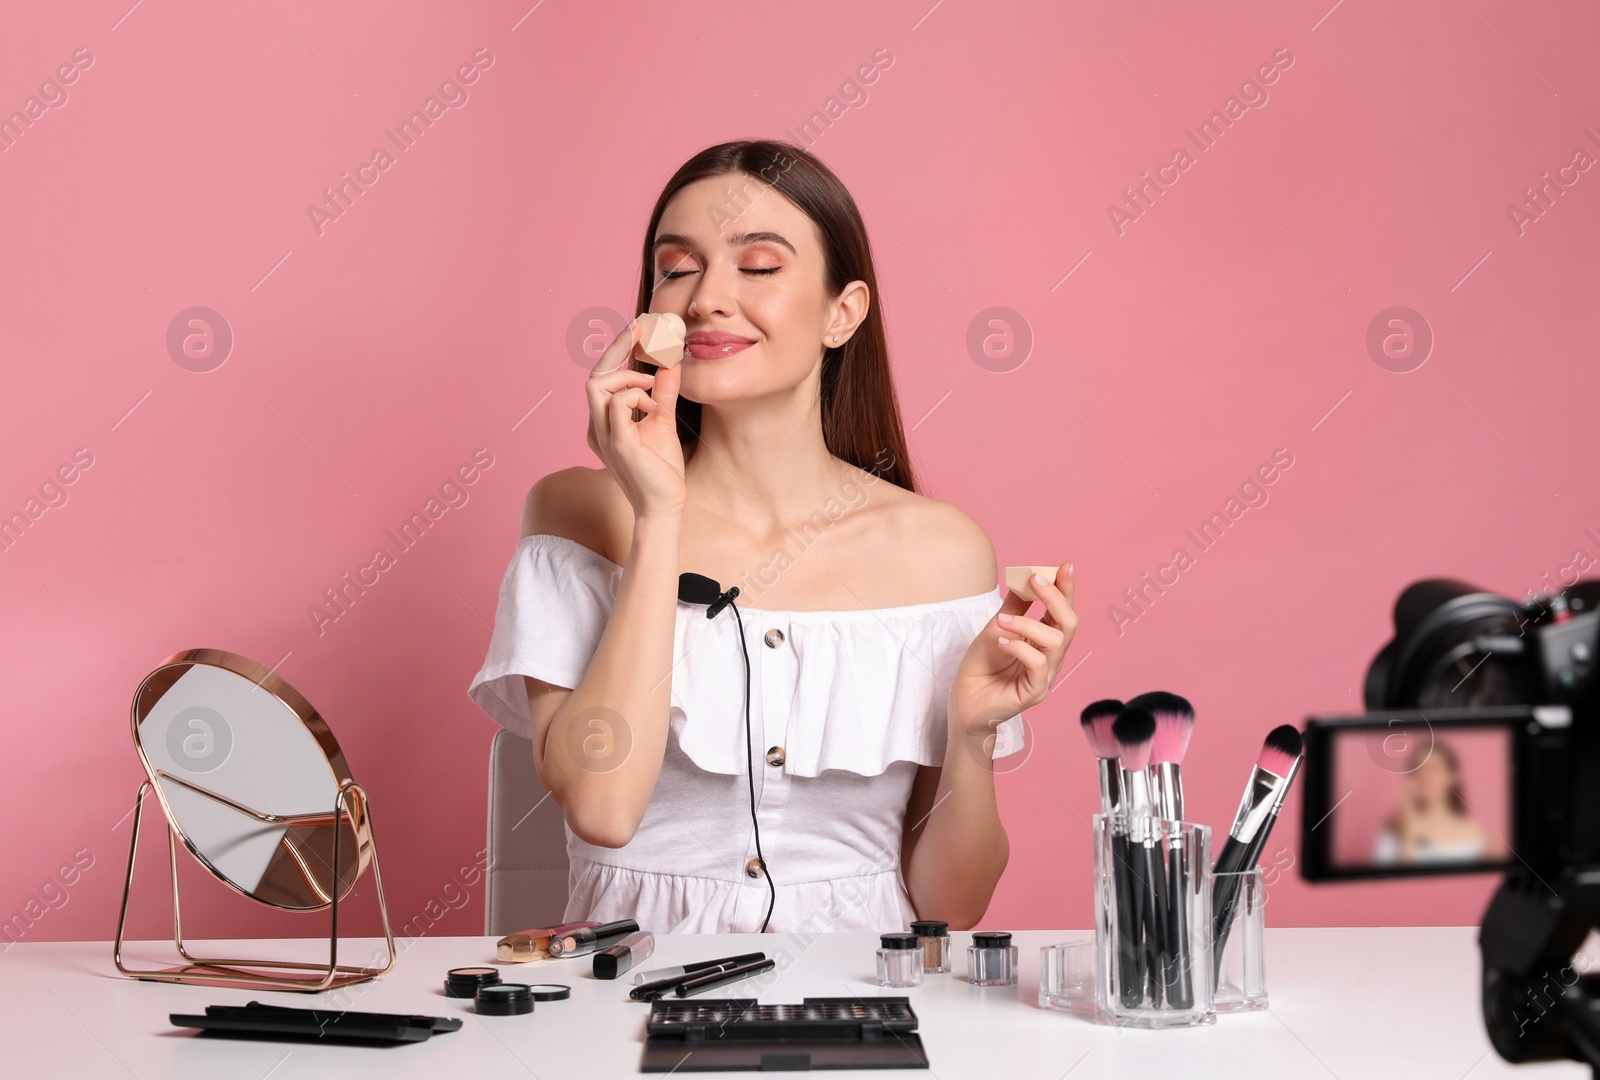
[1323,722,1513,873]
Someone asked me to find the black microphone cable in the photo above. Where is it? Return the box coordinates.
[679,573,775,933]
[725,596,776,933]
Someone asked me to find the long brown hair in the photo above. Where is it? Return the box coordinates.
[628,139,918,494]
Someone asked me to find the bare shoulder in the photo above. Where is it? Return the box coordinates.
[875,486,997,600]
[520,466,632,562]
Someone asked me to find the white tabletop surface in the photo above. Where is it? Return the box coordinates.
[1,928,1585,1079]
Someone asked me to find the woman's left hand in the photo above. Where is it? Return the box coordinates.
[949,564,1078,740]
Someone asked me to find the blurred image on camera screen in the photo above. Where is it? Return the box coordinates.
[1330,726,1511,869]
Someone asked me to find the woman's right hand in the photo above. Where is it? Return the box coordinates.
[585,317,687,520]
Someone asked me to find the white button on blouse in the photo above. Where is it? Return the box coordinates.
[467,532,1026,934]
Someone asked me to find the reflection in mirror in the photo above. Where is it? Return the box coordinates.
[131,652,368,911]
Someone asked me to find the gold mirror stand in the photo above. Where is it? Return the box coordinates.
[113,777,396,992]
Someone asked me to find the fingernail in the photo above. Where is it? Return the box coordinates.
[997,636,1009,645]
[1068,563,1074,577]
[1032,572,1046,586]
[998,613,1012,624]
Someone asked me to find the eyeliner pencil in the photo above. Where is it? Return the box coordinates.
[673,957,776,998]
[630,956,766,1001]
[632,952,767,987]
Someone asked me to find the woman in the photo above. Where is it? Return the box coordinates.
[1373,741,1503,865]
[469,140,1077,934]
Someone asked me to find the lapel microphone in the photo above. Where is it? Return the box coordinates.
[678,572,739,617]
[674,572,772,932]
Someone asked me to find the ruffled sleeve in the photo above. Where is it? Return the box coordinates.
[466,533,623,740]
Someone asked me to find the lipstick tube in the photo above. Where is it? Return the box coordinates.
[546,918,640,958]
[496,921,599,963]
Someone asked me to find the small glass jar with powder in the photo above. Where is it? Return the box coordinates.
[967,931,1018,986]
[876,933,923,988]
[910,920,950,973]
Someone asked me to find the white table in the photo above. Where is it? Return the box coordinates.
[1,929,1585,1079]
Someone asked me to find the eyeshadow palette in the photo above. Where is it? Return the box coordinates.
[643,996,927,1071]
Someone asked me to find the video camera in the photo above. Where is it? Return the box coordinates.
[1298,577,1600,1071]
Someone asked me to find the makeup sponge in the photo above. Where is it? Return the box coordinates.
[634,312,686,368]
[1004,565,1059,602]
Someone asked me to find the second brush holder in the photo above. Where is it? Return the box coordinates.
[1210,866,1268,1012]
[1093,813,1215,1028]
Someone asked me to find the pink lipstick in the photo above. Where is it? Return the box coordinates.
[685,330,757,359]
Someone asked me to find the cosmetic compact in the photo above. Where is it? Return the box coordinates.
[909,920,950,973]
[444,966,502,998]
[525,983,571,1001]
[643,998,928,1071]
[967,931,1018,986]
[475,982,535,1016]
[876,933,923,988]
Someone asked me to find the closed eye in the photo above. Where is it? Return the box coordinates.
[660,267,781,280]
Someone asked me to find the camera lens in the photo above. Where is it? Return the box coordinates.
[1368,579,1528,708]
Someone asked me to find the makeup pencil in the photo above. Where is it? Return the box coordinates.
[672,957,776,998]
[631,952,767,987]
[1212,725,1304,977]
[629,955,769,1000]
[1114,706,1166,1006]
[1132,691,1196,1008]
[1081,699,1143,1008]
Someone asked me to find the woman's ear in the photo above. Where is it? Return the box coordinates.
[827,279,871,344]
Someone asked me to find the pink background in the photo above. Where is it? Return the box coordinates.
[1329,728,1511,866]
[3,0,1598,944]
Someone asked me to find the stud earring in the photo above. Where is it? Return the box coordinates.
[833,335,840,343]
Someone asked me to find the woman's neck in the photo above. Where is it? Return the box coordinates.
[684,400,853,534]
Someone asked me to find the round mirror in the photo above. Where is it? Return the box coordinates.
[130,649,369,910]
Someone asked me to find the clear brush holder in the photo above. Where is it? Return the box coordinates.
[1091,813,1215,1028]
[1209,866,1268,1013]
[1039,938,1097,1016]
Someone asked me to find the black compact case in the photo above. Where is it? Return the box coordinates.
[171,1001,462,1044]
[641,997,927,1071]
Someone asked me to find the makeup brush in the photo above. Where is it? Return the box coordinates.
[1130,691,1197,1008]
[1113,706,1166,1006]
[1079,698,1124,816]
[1081,699,1142,1007]
[1129,691,1195,822]
[1212,725,1305,978]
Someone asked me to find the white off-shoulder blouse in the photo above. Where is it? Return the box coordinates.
[467,532,1025,934]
